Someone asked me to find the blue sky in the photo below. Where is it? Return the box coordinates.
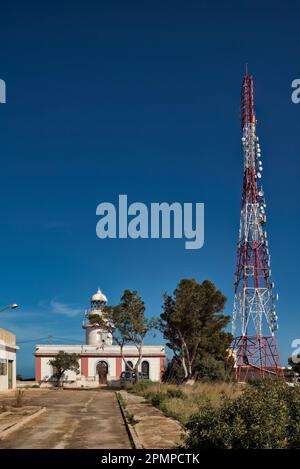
[0,1,299,376]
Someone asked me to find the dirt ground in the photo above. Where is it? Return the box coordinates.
[0,388,131,449]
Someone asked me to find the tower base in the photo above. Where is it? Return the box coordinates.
[230,335,283,383]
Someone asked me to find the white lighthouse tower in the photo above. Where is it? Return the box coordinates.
[82,288,113,346]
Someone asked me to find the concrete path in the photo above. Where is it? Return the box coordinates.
[0,389,131,449]
[119,390,185,449]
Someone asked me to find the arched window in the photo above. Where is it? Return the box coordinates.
[125,360,133,371]
[96,361,108,384]
[141,361,150,379]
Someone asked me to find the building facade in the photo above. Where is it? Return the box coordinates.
[35,289,165,387]
[0,329,18,391]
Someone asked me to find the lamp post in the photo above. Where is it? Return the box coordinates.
[0,304,18,313]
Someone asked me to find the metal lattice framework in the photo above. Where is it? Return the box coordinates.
[231,72,282,382]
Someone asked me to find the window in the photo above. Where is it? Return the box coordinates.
[125,360,133,371]
[141,361,150,379]
[0,359,7,376]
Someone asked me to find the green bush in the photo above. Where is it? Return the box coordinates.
[186,379,300,449]
[166,388,185,399]
[149,392,167,407]
[196,356,228,382]
[131,380,156,394]
[146,389,185,409]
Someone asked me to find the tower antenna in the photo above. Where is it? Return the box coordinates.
[231,73,282,383]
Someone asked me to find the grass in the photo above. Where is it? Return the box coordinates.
[131,380,241,426]
[116,392,127,409]
[126,411,139,426]
[116,392,139,427]
[0,404,8,413]
[14,389,25,408]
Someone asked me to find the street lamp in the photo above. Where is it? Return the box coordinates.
[0,304,19,313]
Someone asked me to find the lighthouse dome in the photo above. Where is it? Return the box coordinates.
[84,288,112,346]
[91,288,107,304]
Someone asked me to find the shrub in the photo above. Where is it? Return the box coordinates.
[166,388,185,399]
[131,380,156,394]
[149,392,167,407]
[186,379,300,449]
[196,356,227,382]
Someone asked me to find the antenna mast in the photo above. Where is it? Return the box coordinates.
[231,72,282,382]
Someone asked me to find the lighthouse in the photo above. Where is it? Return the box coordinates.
[35,287,165,386]
[82,288,113,346]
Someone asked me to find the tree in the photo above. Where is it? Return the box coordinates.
[89,289,157,380]
[160,279,230,381]
[162,357,184,383]
[196,356,227,382]
[48,351,80,387]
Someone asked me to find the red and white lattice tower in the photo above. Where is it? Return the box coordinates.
[231,71,282,382]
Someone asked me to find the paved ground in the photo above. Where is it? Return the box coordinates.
[0,388,131,449]
[120,391,184,448]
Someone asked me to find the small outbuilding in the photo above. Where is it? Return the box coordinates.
[0,328,19,390]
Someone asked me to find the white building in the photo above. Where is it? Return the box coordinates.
[0,329,19,391]
[35,289,165,387]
